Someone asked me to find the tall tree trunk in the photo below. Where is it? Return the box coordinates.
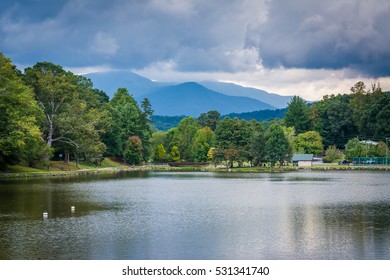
[45,114,54,170]
[65,151,70,164]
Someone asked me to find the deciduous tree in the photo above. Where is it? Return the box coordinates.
[0,53,46,168]
[295,131,324,155]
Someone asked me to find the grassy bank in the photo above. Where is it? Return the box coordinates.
[1,160,389,179]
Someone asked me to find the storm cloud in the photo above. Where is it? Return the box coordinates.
[0,0,267,71]
[246,0,390,76]
[1,0,390,99]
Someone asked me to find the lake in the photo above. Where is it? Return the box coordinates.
[0,170,389,260]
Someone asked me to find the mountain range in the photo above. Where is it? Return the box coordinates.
[85,71,293,116]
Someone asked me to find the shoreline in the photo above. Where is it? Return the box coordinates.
[1,164,389,180]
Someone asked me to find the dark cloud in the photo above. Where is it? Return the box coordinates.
[246,0,390,76]
[0,0,266,72]
[1,0,389,77]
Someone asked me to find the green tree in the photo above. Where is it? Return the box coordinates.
[322,145,342,163]
[154,144,166,162]
[284,96,310,133]
[123,136,143,165]
[349,81,368,133]
[310,94,357,148]
[197,110,221,131]
[149,131,167,160]
[248,129,266,166]
[344,138,364,161]
[174,117,200,161]
[282,126,296,155]
[108,88,150,160]
[215,117,252,167]
[361,90,390,140]
[23,62,107,165]
[139,98,154,160]
[24,62,78,148]
[169,145,180,162]
[295,131,324,155]
[375,141,388,157]
[265,124,290,167]
[0,53,47,168]
[192,127,215,162]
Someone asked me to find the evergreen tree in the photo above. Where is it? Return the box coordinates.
[284,95,310,133]
[107,88,153,160]
[265,124,290,167]
[248,128,266,166]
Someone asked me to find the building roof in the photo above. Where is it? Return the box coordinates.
[360,140,379,146]
[292,154,314,161]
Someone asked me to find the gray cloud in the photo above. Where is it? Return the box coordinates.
[246,0,390,76]
[0,0,267,72]
[1,0,389,78]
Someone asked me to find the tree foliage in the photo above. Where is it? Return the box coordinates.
[197,110,221,131]
[295,131,324,155]
[154,144,166,162]
[265,124,290,166]
[124,136,143,165]
[192,126,215,162]
[0,53,47,168]
[169,145,180,162]
[23,62,108,165]
[106,88,153,161]
[174,117,200,161]
[310,94,357,148]
[285,96,310,134]
[322,145,342,163]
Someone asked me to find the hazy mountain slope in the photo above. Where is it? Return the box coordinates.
[137,82,275,116]
[85,71,158,97]
[200,81,293,109]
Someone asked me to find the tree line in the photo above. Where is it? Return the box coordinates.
[1,53,153,169]
[1,52,389,170]
[149,89,389,167]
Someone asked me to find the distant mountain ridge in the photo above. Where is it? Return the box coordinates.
[86,71,159,96]
[136,82,275,116]
[85,70,293,116]
[200,81,293,109]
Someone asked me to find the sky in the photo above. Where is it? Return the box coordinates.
[1,0,390,100]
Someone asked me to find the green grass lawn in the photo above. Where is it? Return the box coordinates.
[2,158,128,174]
[5,165,44,173]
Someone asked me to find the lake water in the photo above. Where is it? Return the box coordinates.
[0,170,389,260]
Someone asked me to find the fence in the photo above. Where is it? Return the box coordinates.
[353,157,390,165]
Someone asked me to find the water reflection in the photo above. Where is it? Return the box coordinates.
[0,170,389,259]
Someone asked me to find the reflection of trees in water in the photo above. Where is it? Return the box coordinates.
[287,203,390,259]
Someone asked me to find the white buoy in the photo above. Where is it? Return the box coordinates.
[71,206,75,213]
[43,211,48,218]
